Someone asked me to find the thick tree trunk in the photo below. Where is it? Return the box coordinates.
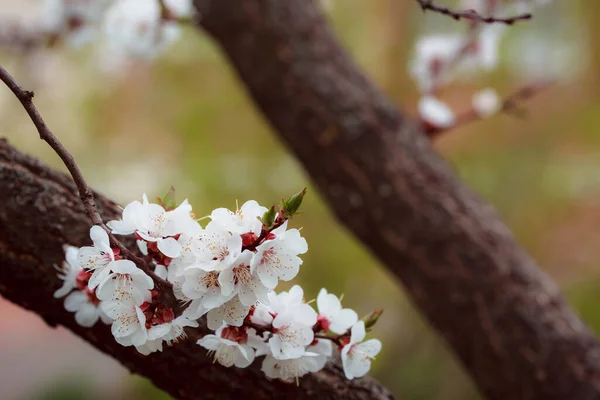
[0,139,393,400]
[194,1,600,399]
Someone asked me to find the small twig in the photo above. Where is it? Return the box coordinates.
[426,80,552,138]
[416,0,532,25]
[0,64,172,292]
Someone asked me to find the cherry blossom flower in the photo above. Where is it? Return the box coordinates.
[210,200,267,237]
[54,245,82,298]
[103,0,180,59]
[96,260,154,311]
[268,298,317,359]
[418,96,455,129]
[110,305,148,347]
[182,267,231,311]
[262,339,332,381]
[473,87,501,117]
[192,220,242,271]
[316,288,358,334]
[135,338,164,356]
[77,225,115,290]
[63,289,111,327]
[206,295,251,330]
[43,0,112,47]
[197,324,255,368]
[219,250,270,306]
[251,222,308,289]
[341,321,382,380]
[147,316,199,345]
[164,0,195,19]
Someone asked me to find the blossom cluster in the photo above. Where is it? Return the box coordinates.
[42,0,194,58]
[411,0,551,130]
[55,192,382,382]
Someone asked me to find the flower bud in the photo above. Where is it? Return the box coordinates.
[261,205,277,228]
[362,309,384,331]
[281,187,307,219]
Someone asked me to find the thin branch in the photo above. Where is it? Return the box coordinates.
[426,80,552,138]
[416,0,532,25]
[0,64,172,293]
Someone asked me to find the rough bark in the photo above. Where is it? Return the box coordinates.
[194,1,600,399]
[0,139,393,400]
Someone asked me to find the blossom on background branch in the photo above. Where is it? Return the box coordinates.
[416,0,532,25]
[411,0,552,136]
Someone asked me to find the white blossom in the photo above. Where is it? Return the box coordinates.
[147,316,199,345]
[341,321,382,380]
[96,259,154,312]
[472,87,501,117]
[192,220,242,271]
[206,295,251,330]
[64,290,111,327]
[43,0,112,47]
[164,0,195,18]
[210,200,267,236]
[110,305,148,347]
[262,339,332,381]
[54,245,82,298]
[219,250,269,306]
[418,96,455,129]
[135,339,163,356]
[182,267,231,311]
[197,324,255,368]
[103,0,180,59]
[316,288,358,334]
[77,225,115,290]
[251,222,308,289]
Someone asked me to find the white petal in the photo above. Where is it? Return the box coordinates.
[88,266,112,290]
[197,335,220,351]
[154,264,168,280]
[329,309,358,335]
[148,323,171,340]
[157,237,182,258]
[358,339,382,358]
[350,321,366,343]
[234,344,255,368]
[64,291,87,312]
[54,281,74,299]
[74,303,100,327]
[90,225,110,249]
[293,304,318,327]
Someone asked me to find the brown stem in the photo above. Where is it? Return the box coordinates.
[0,65,172,292]
[415,0,532,25]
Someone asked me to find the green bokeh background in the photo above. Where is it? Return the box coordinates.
[3,1,600,399]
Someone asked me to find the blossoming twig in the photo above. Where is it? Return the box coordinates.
[0,64,172,292]
[426,80,551,137]
[416,0,532,25]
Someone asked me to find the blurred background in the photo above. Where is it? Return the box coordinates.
[0,0,598,399]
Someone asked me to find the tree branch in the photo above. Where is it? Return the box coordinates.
[0,139,393,400]
[415,0,532,25]
[194,1,600,399]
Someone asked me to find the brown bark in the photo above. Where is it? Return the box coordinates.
[194,1,600,399]
[0,139,393,400]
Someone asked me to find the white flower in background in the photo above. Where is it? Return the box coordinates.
[43,0,112,47]
[108,194,197,258]
[78,225,115,290]
[147,315,199,345]
[251,222,308,289]
[341,321,382,380]
[210,200,267,237]
[182,267,230,310]
[316,288,358,334]
[110,305,148,347]
[472,88,501,118]
[64,289,112,327]
[206,295,251,330]
[219,250,270,306]
[418,96,455,129]
[269,303,317,359]
[103,0,181,59]
[409,34,463,93]
[96,259,154,310]
[54,245,82,298]
[154,264,168,280]
[475,25,506,70]
[164,0,195,18]
[193,221,242,271]
[262,339,332,381]
[197,324,255,368]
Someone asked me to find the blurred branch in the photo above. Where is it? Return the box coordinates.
[194,0,600,399]
[0,139,393,400]
[415,0,532,25]
[427,80,552,137]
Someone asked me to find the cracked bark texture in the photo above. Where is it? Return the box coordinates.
[0,139,393,400]
[194,0,600,399]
